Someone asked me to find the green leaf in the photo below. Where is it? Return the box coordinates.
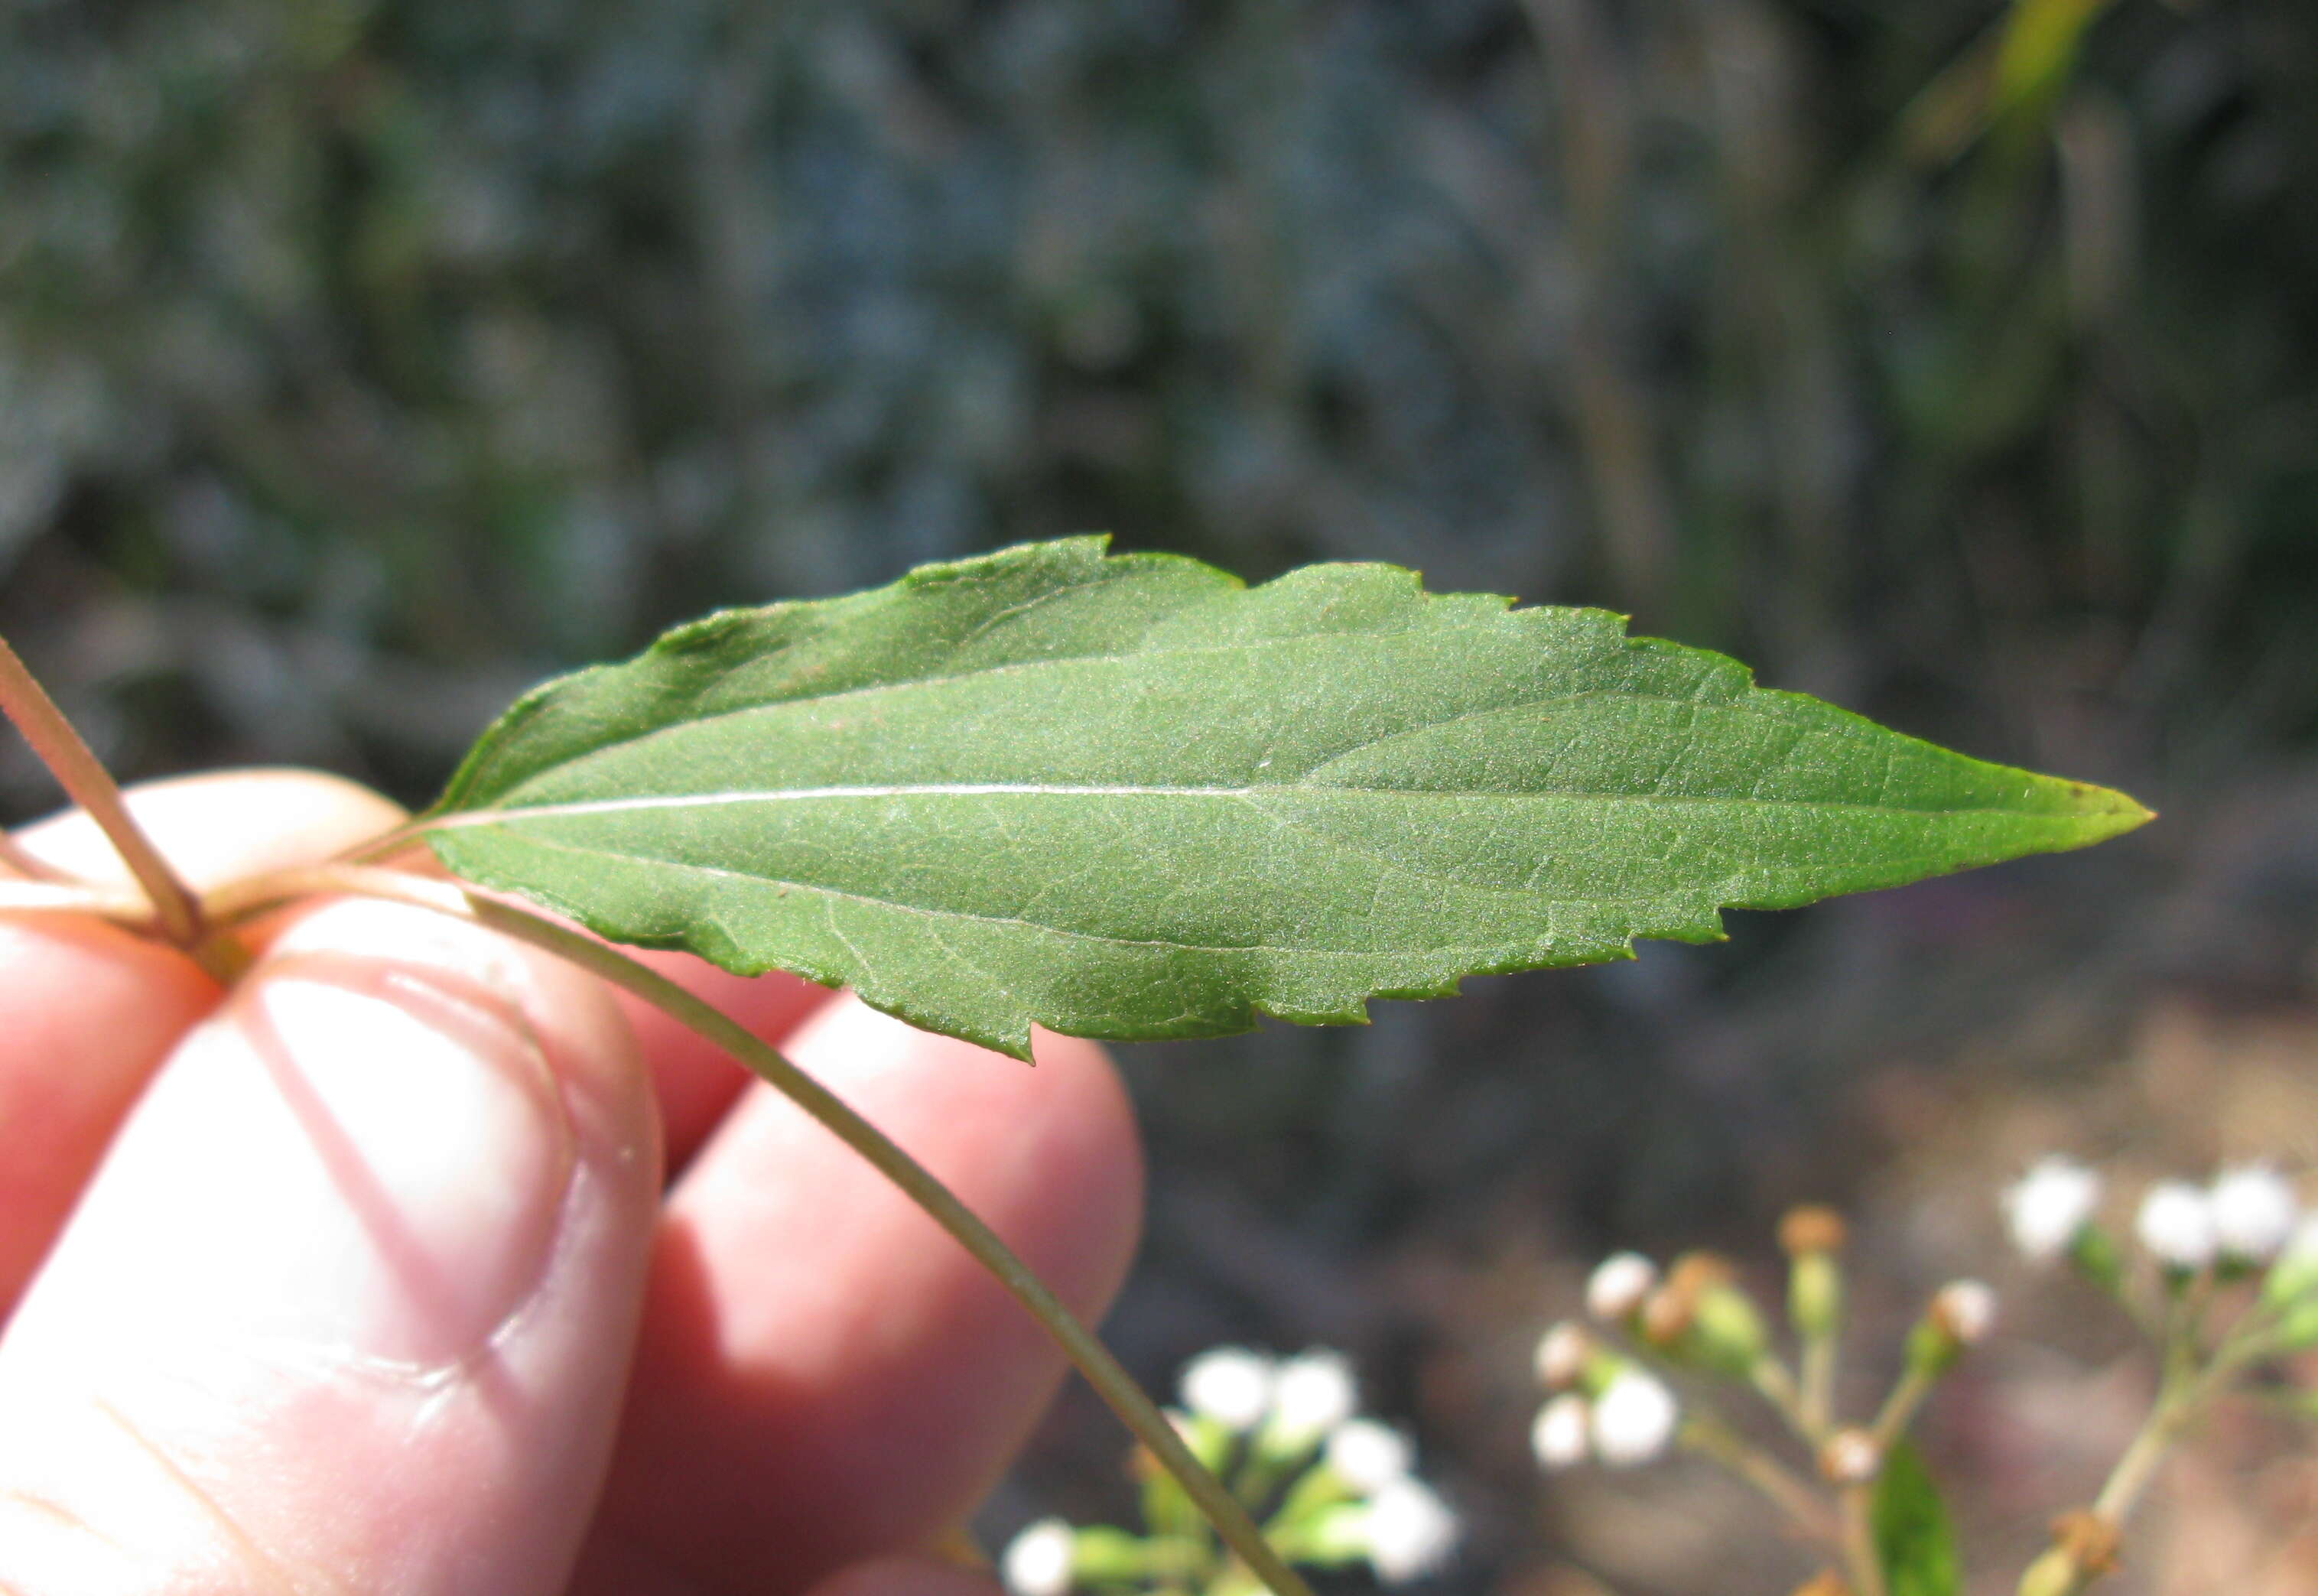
[1873,1441,1962,1596]
[423,538,2150,1058]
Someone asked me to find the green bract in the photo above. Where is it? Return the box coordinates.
[424,538,2149,1058]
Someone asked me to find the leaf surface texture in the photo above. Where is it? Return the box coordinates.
[427,539,2149,1055]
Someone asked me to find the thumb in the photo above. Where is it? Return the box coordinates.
[0,897,662,1596]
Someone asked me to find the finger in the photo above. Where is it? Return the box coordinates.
[12,767,410,893]
[610,956,834,1173]
[578,1001,1143,1596]
[806,1555,1004,1596]
[0,896,662,1596]
[0,771,408,1316]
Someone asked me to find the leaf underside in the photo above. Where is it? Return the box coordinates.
[424,538,2150,1058]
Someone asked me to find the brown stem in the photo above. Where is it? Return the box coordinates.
[0,632,206,951]
[203,866,1322,1596]
[0,879,154,920]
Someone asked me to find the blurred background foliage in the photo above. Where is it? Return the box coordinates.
[7,0,2318,1586]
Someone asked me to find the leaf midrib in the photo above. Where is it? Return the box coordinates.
[437,783,2068,827]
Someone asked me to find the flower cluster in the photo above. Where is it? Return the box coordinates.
[1533,1216,1998,1596]
[1000,1347,1459,1596]
[2002,1154,2310,1278]
[1529,1254,1683,1471]
[1998,1154,2318,1596]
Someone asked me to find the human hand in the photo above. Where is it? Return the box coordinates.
[0,770,1144,1596]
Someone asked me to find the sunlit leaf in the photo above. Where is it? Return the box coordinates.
[424,538,2149,1057]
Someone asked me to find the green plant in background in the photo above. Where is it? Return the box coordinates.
[1533,1157,2318,1595]
[0,540,2149,1594]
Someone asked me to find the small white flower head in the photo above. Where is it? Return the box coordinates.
[1588,1368,1679,1468]
[1533,1321,1592,1390]
[1819,1429,1881,1486]
[1363,1477,1461,1583]
[2137,1180,2218,1271]
[1586,1252,1659,1321]
[1530,1393,1591,1471]
[2004,1156,2102,1263]
[1931,1279,1998,1347]
[2209,1164,2299,1262]
[1001,1519,1077,1596]
[1179,1346,1276,1431]
[1325,1416,1414,1494]
[1270,1348,1360,1441]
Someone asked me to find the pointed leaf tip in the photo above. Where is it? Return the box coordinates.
[425,540,2152,1054]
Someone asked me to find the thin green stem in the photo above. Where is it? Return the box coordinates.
[1799,1330,1836,1441]
[1749,1354,1812,1440]
[1676,1414,1839,1548]
[0,630,208,954]
[205,865,1319,1596]
[1868,1362,1937,1455]
[1839,1481,1887,1596]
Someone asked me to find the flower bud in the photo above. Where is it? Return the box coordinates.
[2015,1547,2079,1596]
[1263,1348,1359,1454]
[2209,1163,2298,1263]
[1001,1520,1078,1596]
[1585,1251,1658,1322]
[2017,1510,2121,1595]
[1669,1256,1771,1377]
[1533,1321,1593,1391]
[1908,1279,1997,1376]
[1179,1346,1276,1432]
[1781,1202,1848,1348]
[1362,1477,1461,1584]
[1778,1205,1848,1258]
[2004,1156,2101,1263]
[1325,1417,1414,1494]
[1531,1393,1591,1470]
[2136,1181,2217,1274]
[1789,1251,1843,1343]
[1589,1368,1679,1468]
[1818,1428,1880,1485]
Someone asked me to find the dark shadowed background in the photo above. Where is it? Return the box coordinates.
[5,1,2317,1589]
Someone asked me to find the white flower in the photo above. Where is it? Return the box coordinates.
[1179,1346,1275,1431]
[1585,1252,1658,1321]
[1269,1349,1359,1442]
[1325,1417,1413,1492]
[1363,1477,1461,1583]
[1931,1279,1997,1347]
[1001,1519,1077,1596]
[1530,1393,1591,1470]
[2003,1157,2102,1263]
[1819,1429,1881,1485]
[1533,1321,1592,1390]
[2209,1164,2298,1262]
[1588,1369,1679,1468]
[2137,1180,2218,1271]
